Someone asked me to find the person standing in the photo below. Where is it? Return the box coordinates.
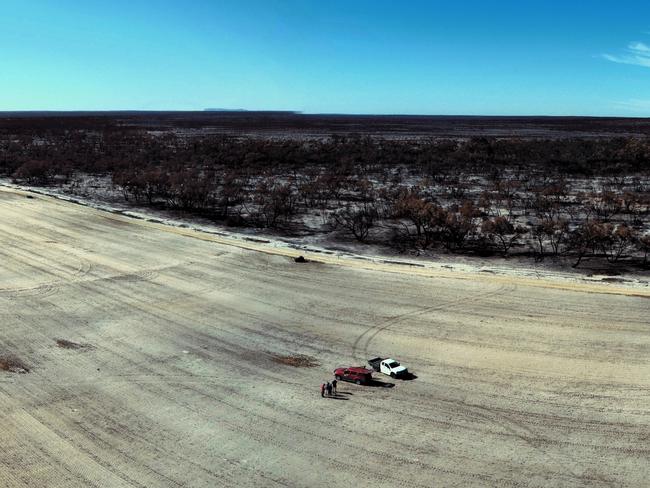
[331,379,337,395]
[326,381,333,397]
[321,383,326,398]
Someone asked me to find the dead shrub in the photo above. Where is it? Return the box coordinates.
[0,355,30,374]
[55,339,88,350]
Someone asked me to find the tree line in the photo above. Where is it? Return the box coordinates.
[1,130,649,268]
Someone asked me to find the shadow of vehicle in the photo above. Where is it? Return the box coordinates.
[398,372,417,381]
[367,379,395,388]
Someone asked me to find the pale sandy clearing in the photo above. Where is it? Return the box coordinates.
[0,188,648,487]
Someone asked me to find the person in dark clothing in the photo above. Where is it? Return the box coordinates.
[331,379,338,395]
[326,381,333,396]
[320,383,325,397]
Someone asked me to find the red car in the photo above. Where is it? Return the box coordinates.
[333,367,373,385]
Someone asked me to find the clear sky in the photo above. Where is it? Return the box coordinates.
[2,0,650,115]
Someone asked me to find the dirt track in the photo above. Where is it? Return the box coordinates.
[0,187,649,487]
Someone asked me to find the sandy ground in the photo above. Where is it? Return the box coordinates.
[0,187,649,488]
[4,178,648,292]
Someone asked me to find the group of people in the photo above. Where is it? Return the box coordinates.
[320,380,337,397]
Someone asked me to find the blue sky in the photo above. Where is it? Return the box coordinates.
[1,0,650,115]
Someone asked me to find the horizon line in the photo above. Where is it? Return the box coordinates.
[1,110,649,120]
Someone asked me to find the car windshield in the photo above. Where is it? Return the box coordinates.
[387,361,400,367]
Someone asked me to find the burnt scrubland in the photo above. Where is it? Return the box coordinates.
[1,114,649,487]
[1,113,649,270]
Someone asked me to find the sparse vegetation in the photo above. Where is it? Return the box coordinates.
[2,115,649,270]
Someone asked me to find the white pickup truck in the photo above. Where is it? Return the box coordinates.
[368,357,409,378]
